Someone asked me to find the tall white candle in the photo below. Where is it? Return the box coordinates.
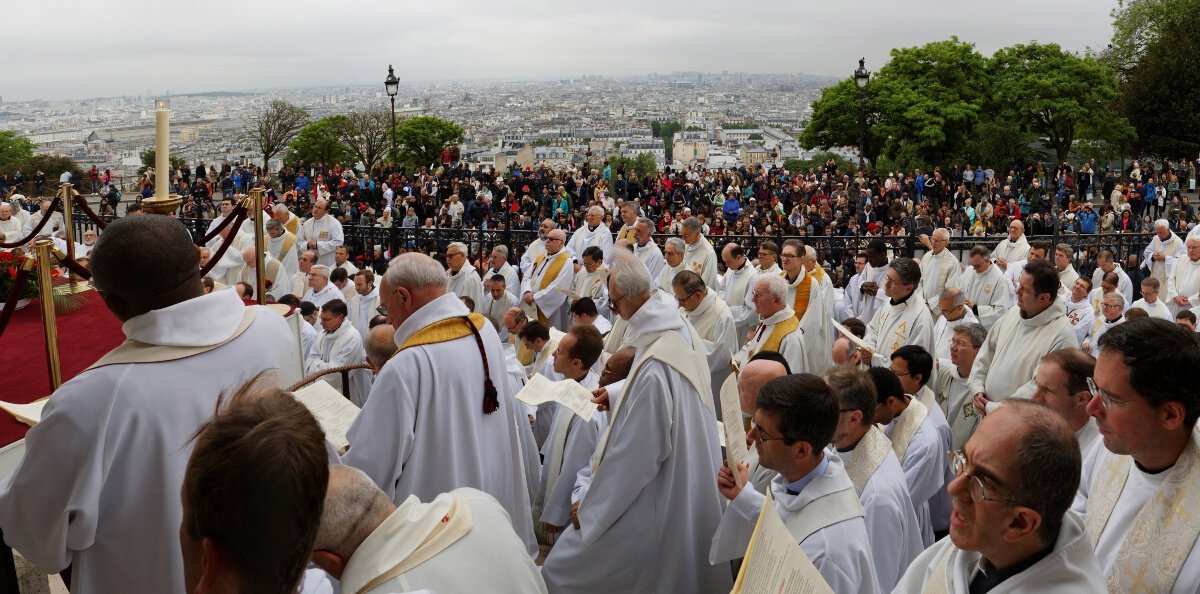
[155,99,169,198]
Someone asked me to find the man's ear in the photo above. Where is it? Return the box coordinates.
[196,537,232,594]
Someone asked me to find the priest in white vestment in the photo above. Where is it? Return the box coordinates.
[565,206,614,264]
[674,272,737,410]
[1090,249,1134,306]
[207,224,254,286]
[734,274,806,374]
[918,228,962,316]
[1142,219,1186,288]
[870,367,947,546]
[863,257,935,368]
[343,254,536,557]
[520,219,554,279]
[237,247,290,302]
[955,246,1012,329]
[521,229,575,331]
[1072,318,1200,594]
[310,467,546,594]
[0,216,295,594]
[346,269,381,340]
[991,220,1031,273]
[21,198,65,240]
[1130,277,1171,320]
[849,242,890,323]
[720,243,759,339]
[305,299,367,397]
[825,366,923,592]
[272,202,302,235]
[1055,245,1080,299]
[931,287,979,366]
[0,203,23,243]
[734,358,790,495]
[1002,241,1051,304]
[632,217,665,281]
[481,276,519,338]
[444,241,483,312]
[779,239,830,373]
[895,402,1105,594]
[658,236,687,293]
[541,250,731,594]
[265,218,301,276]
[933,322,987,450]
[891,346,956,540]
[611,202,639,264]
[483,245,521,300]
[969,260,1078,405]
[1086,293,1126,356]
[755,240,782,277]
[571,246,610,317]
[1167,237,1200,316]
[299,200,345,268]
[711,374,880,594]
[1064,277,1096,346]
[303,265,343,309]
[680,216,719,289]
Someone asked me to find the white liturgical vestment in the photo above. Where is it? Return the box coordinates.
[521,249,574,331]
[305,319,365,396]
[782,270,831,373]
[634,239,665,282]
[537,372,605,529]
[955,262,1011,329]
[658,261,684,294]
[1091,266,1134,306]
[566,223,614,263]
[520,237,547,279]
[919,248,961,314]
[541,291,731,594]
[883,399,950,546]
[0,289,293,594]
[931,309,978,366]
[968,299,1077,401]
[848,263,888,322]
[343,294,537,557]
[1167,256,1200,316]
[303,282,343,310]
[864,292,935,368]
[683,290,738,408]
[684,236,719,289]
[892,511,1105,593]
[721,262,759,338]
[267,230,301,276]
[299,214,344,267]
[445,265,483,312]
[347,286,380,339]
[484,262,521,300]
[991,235,1030,267]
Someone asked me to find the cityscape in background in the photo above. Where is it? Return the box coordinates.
[0,71,843,186]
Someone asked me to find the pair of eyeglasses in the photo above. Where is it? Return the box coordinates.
[1087,377,1129,408]
[946,450,1019,505]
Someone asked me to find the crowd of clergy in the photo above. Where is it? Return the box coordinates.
[2,201,1200,594]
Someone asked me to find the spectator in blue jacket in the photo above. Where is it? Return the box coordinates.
[1077,203,1099,233]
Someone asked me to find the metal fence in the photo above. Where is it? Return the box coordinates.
[73,208,1155,281]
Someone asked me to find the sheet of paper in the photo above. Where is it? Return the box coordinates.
[0,398,48,427]
[732,489,835,594]
[291,382,361,453]
[555,286,581,300]
[831,318,870,351]
[718,374,749,489]
[717,421,726,447]
[514,373,599,422]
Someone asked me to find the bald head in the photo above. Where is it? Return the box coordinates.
[90,215,203,321]
[311,465,396,579]
[242,246,257,266]
[600,345,637,387]
[364,324,396,373]
[738,359,788,415]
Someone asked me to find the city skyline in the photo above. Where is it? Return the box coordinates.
[4,0,1115,102]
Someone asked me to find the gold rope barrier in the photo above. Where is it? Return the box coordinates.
[33,239,61,390]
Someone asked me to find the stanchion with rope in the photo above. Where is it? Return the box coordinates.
[73,194,107,230]
[32,239,62,390]
[198,202,251,278]
[196,202,249,246]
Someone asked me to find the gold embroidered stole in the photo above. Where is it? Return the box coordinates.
[279,231,297,259]
[396,313,487,352]
[617,224,636,242]
[355,494,473,594]
[888,398,930,464]
[1086,429,1200,593]
[759,315,800,355]
[782,269,813,323]
[531,251,570,324]
[844,425,894,496]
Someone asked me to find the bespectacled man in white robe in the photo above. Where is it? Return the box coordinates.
[299,199,344,268]
[444,241,482,313]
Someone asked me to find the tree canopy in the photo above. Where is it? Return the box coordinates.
[243,100,309,172]
[392,116,464,169]
[0,131,34,169]
[287,117,355,168]
[138,149,188,176]
[1121,3,1200,158]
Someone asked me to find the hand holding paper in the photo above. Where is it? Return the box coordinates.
[515,373,600,422]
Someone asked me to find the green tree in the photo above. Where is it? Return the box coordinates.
[137,149,188,176]
[607,153,658,180]
[286,117,354,168]
[989,43,1128,164]
[243,100,309,173]
[392,116,464,169]
[0,130,34,168]
[685,125,704,132]
[799,78,885,166]
[1124,8,1200,158]
[0,154,84,194]
[532,139,552,147]
[782,152,855,175]
[1102,0,1200,78]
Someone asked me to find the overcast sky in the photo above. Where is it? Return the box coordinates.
[3,0,1116,102]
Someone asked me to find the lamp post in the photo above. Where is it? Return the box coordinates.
[384,65,399,170]
[853,58,871,171]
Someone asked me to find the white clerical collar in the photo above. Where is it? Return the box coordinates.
[759,308,795,327]
[122,287,245,347]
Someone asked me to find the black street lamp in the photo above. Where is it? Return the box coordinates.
[384,65,399,168]
[853,58,871,171]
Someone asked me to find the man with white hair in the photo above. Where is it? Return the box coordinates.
[292,249,317,299]
[444,241,482,312]
[237,246,290,301]
[659,236,687,293]
[343,253,537,557]
[265,217,300,276]
[22,198,64,240]
[1086,292,1126,357]
[673,270,737,407]
[520,219,555,279]
[307,467,545,594]
[991,219,1030,272]
[1143,218,1185,286]
[300,199,344,267]
[633,216,664,281]
[931,286,978,366]
[803,244,835,330]
[566,206,614,264]
[679,216,718,288]
[1167,236,1200,316]
[541,249,730,593]
[734,274,807,373]
[521,228,574,330]
[483,245,521,298]
[918,228,961,317]
[303,264,341,309]
[0,202,23,242]
[272,202,301,235]
[75,228,99,258]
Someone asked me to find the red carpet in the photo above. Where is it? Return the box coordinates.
[0,290,124,446]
